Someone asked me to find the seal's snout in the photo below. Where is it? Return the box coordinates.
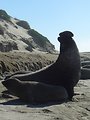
[2,80,8,88]
[57,36,60,41]
[2,79,14,89]
[58,31,74,43]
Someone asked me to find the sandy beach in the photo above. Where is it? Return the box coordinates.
[0,52,90,120]
[0,80,90,120]
[0,9,90,120]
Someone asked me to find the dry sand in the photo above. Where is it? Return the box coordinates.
[0,52,90,120]
[0,80,90,120]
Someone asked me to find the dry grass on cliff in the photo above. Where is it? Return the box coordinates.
[0,51,58,78]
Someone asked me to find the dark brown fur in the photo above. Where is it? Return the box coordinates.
[5,31,81,100]
[2,78,68,103]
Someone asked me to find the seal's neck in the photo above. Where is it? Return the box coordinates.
[60,39,77,54]
[56,38,79,63]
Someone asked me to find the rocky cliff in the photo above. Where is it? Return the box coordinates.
[0,10,55,53]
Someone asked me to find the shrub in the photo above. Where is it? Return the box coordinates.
[16,20,30,29]
[0,25,4,35]
[0,9,11,22]
[28,29,50,48]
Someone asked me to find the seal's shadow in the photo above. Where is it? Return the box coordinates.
[1,90,68,107]
[0,98,67,108]
[0,99,26,105]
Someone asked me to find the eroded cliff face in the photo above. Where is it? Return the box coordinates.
[0,9,55,53]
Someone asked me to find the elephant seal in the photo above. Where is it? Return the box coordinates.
[81,68,90,79]
[82,65,90,69]
[2,78,68,103]
[5,31,81,100]
[81,61,90,67]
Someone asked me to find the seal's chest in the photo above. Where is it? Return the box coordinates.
[63,49,80,67]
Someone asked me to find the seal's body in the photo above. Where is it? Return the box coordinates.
[81,68,90,79]
[5,31,81,100]
[2,78,68,103]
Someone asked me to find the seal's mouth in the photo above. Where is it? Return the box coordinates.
[57,36,60,42]
[58,36,64,43]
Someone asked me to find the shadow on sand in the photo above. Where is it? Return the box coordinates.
[0,98,67,108]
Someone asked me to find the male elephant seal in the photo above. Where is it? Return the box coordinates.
[6,31,81,100]
[81,68,90,79]
[2,78,68,103]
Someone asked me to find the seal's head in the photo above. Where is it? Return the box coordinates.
[58,31,74,43]
[57,31,75,53]
[2,79,20,89]
[2,78,23,96]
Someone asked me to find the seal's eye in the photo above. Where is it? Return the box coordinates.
[57,36,66,43]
